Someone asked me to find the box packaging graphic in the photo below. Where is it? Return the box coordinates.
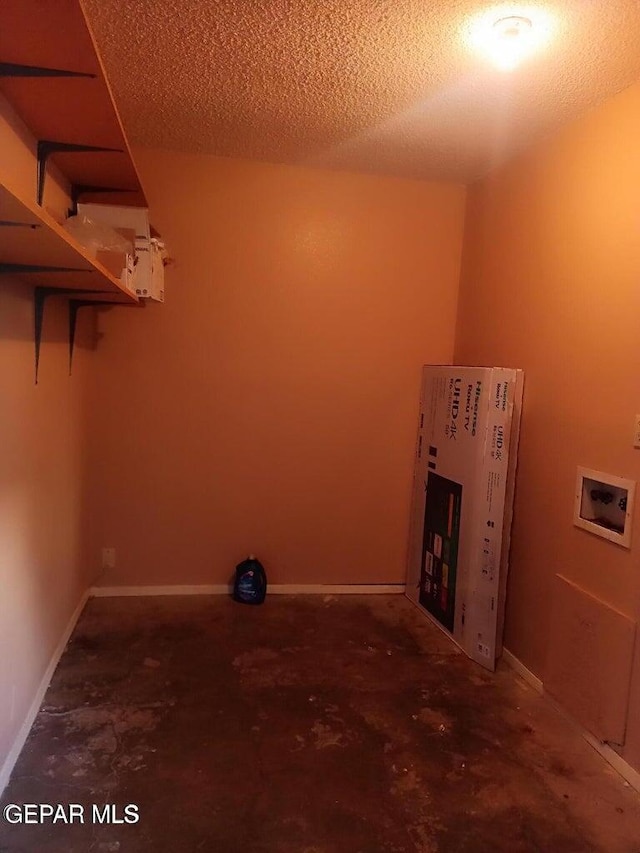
[406,366,524,670]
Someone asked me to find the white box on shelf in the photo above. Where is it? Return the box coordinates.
[77,203,160,300]
[149,238,166,302]
[96,249,135,293]
[93,226,136,294]
[406,366,524,671]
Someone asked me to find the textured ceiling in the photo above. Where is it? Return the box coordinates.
[82,1,640,181]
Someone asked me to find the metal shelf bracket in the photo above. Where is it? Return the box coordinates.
[32,282,103,384]
[0,220,40,229]
[36,140,123,206]
[0,62,95,79]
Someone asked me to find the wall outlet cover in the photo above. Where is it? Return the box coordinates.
[101,548,116,569]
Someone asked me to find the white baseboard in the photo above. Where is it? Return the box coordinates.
[270,584,404,594]
[582,736,640,793]
[90,584,232,597]
[542,689,640,794]
[501,647,640,793]
[501,647,543,693]
[90,583,405,597]
[0,588,89,798]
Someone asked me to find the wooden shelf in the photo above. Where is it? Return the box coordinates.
[0,0,146,205]
[0,182,137,304]
[0,0,151,380]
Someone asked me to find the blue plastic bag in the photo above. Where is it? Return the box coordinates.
[233,555,267,605]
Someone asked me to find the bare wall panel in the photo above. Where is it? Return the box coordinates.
[545,574,636,745]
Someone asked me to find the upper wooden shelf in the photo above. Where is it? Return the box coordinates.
[0,181,137,304]
[0,0,146,206]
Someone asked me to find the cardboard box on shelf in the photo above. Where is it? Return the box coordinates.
[405,366,524,671]
[77,203,161,301]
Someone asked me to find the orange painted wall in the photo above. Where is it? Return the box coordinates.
[0,101,94,781]
[454,82,640,766]
[0,280,93,780]
[86,150,465,587]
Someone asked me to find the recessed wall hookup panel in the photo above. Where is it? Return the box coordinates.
[573,467,635,549]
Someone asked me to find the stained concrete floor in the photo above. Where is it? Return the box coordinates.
[1,596,640,853]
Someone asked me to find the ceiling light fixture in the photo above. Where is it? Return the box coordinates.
[490,15,533,70]
[467,7,554,72]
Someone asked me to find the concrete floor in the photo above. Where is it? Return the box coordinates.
[1,595,640,853]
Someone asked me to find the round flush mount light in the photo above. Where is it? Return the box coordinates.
[494,15,533,40]
[467,7,554,71]
[491,16,534,70]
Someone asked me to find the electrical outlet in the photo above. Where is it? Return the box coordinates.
[101,547,116,569]
[634,415,640,449]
